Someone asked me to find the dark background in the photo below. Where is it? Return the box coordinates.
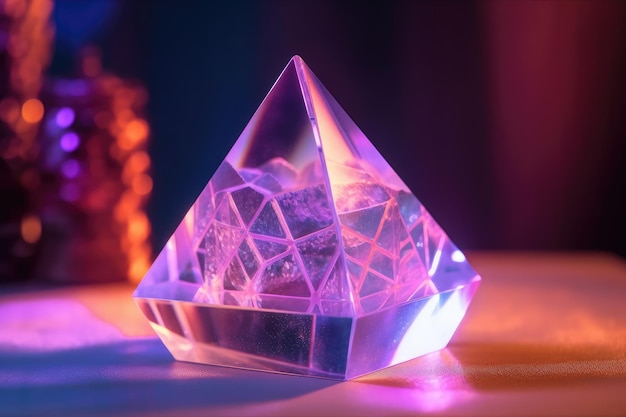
[50,0,626,257]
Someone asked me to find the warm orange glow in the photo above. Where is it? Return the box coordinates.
[129,257,150,283]
[21,214,41,243]
[104,87,151,282]
[129,244,151,261]
[119,119,149,150]
[116,109,134,125]
[127,244,152,282]
[128,212,151,242]
[120,188,140,208]
[128,119,149,140]
[30,0,54,19]
[122,151,151,184]
[127,151,150,172]
[114,191,140,223]
[113,89,135,110]
[21,98,44,123]
[132,173,153,196]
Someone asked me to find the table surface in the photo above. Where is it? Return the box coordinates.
[1,252,626,417]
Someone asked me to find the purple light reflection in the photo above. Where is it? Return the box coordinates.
[355,349,475,414]
[0,299,125,352]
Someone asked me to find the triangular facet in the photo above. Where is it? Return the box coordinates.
[253,239,289,260]
[231,187,264,226]
[135,56,481,380]
[256,253,311,297]
[295,229,338,290]
[250,201,285,238]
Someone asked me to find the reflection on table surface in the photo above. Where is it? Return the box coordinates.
[1,252,626,416]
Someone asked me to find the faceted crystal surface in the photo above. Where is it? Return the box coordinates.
[134,56,481,379]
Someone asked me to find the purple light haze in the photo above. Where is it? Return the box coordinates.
[60,132,80,152]
[61,183,79,202]
[55,107,75,128]
[61,159,80,179]
[0,299,124,352]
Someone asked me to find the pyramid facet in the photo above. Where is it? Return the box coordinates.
[134,56,481,379]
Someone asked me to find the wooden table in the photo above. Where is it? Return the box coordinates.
[1,252,625,416]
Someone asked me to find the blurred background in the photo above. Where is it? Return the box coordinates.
[2,0,625,284]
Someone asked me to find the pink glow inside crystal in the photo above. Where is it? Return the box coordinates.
[134,56,481,379]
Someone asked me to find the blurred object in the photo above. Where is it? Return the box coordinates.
[0,0,53,152]
[0,0,54,282]
[34,48,152,283]
[0,158,36,280]
[129,1,626,258]
[484,1,626,252]
[1,0,151,283]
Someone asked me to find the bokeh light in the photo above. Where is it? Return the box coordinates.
[55,107,75,128]
[21,98,44,124]
[61,159,80,179]
[20,215,42,244]
[59,132,80,152]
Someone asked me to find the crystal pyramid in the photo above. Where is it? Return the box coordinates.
[134,56,481,379]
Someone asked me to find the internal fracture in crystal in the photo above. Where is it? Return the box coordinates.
[134,56,481,379]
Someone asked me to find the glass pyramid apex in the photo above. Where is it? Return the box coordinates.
[134,56,481,379]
